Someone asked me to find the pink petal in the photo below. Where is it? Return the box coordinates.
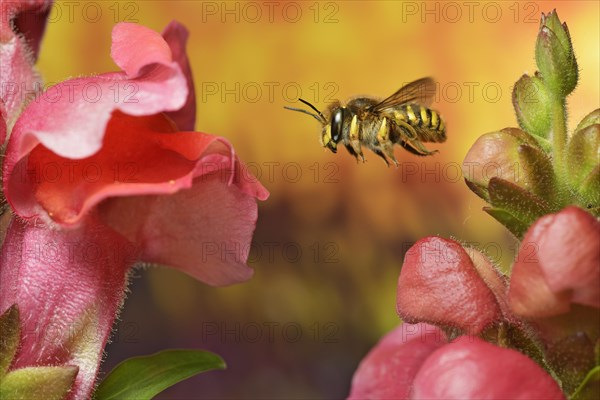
[468,248,515,322]
[1,101,6,144]
[0,0,52,59]
[509,206,600,317]
[111,22,172,78]
[96,131,268,286]
[0,35,40,126]
[162,21,196,131]
[397,237,502,334]
[0,216,138,400]
[6,112,267,228]
[3,22,187,180]
[411,337,565,399]
[348,323,447,400]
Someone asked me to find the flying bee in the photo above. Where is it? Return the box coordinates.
[284,77,446,166]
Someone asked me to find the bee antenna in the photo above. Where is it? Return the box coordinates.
[297,98,326,122]
[283,106,325,124]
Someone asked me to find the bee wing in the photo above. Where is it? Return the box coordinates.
[370,77,437,111]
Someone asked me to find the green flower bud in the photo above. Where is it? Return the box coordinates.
[513,74,552,139]
[535,10,578,97]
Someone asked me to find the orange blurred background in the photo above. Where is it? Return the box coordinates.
[37,1,599,398]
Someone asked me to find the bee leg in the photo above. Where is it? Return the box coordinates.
[344,143,362,163]
[379,141,399,167]
[372,147,390,167]
[376,118,399,167]
[349,114,365,162]
[401,138,437,156]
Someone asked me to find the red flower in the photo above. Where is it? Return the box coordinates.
[509,206,600,317]
[411,337,564,399]
[1,20,268,400]
[348,323,446,399]
[353,206,599,398]
[349,324,564,399]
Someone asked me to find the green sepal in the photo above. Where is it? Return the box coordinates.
[513,74,552,139]
[93,349,226,400]
[483,207,529,239]
[0,366,79,400]
[501,127,543,148]
[517,144,556,202]
[566,124,600,191]
[0,305,20,378]
[464,179,490,202]
[575,109,600,133]
[502,126,552,153]
[579,165,600,207]
[488,177,550,225]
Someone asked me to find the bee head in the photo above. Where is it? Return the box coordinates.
[322,107,346,153]
[321,125,337,153]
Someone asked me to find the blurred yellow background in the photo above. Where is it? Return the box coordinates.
[37,1,599,398]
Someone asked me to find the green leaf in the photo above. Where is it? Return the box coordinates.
[93,349,226,400]
[488,177,551,225]
[483,207,530,239]
[0,305,20,377]
[570,366,600,400]
[0,366,78,400]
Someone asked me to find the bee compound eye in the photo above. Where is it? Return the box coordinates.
[331,109,345,143]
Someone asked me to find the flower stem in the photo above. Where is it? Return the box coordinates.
[551,96,567,183]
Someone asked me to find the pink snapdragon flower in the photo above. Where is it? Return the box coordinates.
[349,323,565,399]
[1,13,268,400]
[350,206,599,398]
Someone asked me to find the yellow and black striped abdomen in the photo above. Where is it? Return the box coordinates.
[389,104,446,143]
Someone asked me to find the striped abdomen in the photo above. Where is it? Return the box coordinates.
[391,104,446,143]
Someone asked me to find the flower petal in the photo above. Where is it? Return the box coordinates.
[0,0,52,59]
[111,22,172,78]
[1,101,6,145]
[509,206,600,317]
[348,323,446,400]
[0,35,40,127]
[5,111,267,228]
[411,337,565,399]
[397,237,502,333]
[162,21,196,131]
[0,216,138,400]
[97,135,268,286]
[3,22,188,187]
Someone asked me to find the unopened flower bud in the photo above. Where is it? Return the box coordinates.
[535,10,578,97]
